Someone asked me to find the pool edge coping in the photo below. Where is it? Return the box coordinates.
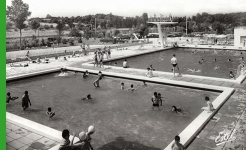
[81,63,246,84]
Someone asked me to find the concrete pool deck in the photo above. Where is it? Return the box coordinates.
[6,44,246,150]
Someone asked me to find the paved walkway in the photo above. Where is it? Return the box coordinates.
[6,44,246,150]
[6,121,59,150]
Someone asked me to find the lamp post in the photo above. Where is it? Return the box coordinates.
[95,17,96,39]
[186,16,187,35]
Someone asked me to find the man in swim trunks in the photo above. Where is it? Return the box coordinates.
[171,54,181,77]
[93,71,103,87]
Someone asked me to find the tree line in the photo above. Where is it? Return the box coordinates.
[6,0,246,49]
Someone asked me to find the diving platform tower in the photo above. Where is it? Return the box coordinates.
[147,15,178,48]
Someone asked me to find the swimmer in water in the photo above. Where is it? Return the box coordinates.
[214,65,220,70]
[82,94,92,100]
[228,58,232,62]
[46,107,55,118]
[214,58,217,62]
[127,84,138,92]
[187,68,201,73]
[121,82,124,90]
[171,106,182,113]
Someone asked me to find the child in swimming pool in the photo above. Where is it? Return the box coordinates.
[121,82,124,90]
[171,135,185,150]
[46,107,55,118]
[171,106,182,113]
[6,92,18,104]
[151,92,159,110]
[157,93,166,106]
[127,84,138,92]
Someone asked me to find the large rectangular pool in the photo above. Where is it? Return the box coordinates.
[107,48,245,79]
[7,72,220,149]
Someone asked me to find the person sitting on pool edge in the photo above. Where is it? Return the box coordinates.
[46,107,55,118]
[123,59,129,68]
[22,91,31,111]
[70,131,89,149]
[150,65,155,71]
[6,92,18,104]
[201,96,215,112]
[229,71,235,79]
[146,67,153,78]
[59,129,71,149]
[86,125,95,150]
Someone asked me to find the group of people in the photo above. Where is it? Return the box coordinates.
[6,91,31,111]
[93,47,111,68]
[59,126,95,150]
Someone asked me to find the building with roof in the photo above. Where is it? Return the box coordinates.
[234,26,246,47]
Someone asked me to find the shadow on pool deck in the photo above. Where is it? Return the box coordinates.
[97,137,162,150]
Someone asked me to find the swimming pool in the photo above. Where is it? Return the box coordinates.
[6,72,220,149]
[107,48,245,79]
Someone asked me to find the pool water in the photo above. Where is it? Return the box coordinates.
[6,72,220,149]
[107,48,245,79]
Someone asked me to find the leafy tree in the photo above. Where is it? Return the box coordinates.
[67,20,75,30]
[56,21,65,45]
[30,20,40,34]
[68,28,81,37]
[46,14,52,18]
[213,22,224,34]
[7,0,31,49]
[44,24,50,30]
[142,13,148,25]
[6,22,13,30]
[242,18,246,26]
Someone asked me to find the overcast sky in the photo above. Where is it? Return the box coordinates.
[6,0,246,18]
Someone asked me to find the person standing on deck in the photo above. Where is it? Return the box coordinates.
[171,54,181,77]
